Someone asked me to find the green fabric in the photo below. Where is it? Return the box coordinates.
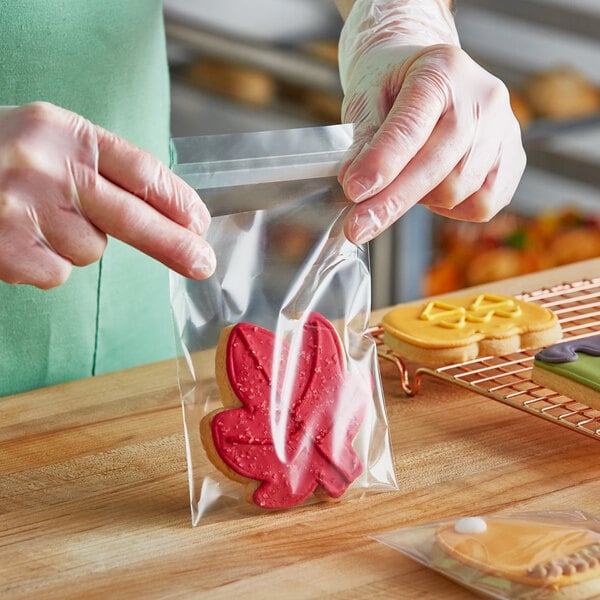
[0,0,174,396]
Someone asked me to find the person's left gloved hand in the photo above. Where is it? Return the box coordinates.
[337,0,526,244]
[0,102,215,289]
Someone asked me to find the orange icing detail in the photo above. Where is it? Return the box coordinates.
[436,518,600,585]
[382,293,557,349]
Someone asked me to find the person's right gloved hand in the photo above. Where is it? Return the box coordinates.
[0,102,216,289]
[337,0,526,245]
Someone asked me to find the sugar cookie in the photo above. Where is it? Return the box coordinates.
[532,335,600,409]
[435,517,600,589]
[381,293,562,365]
[200,312,370,509]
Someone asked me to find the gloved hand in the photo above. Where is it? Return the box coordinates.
[337,0,526,244]
[0,102,215,289]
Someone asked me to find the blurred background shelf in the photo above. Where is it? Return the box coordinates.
[165,0,600,308]
[458,0,600,42]
[165,20,341,95]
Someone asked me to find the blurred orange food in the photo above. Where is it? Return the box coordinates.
[523,66,600,121]
[424,207,600,296]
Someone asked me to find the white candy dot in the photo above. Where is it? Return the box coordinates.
[454,517,488,534]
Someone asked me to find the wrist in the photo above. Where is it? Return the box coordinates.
[341,0,459,51]
[337,0,454,19]
[339,0,459,89]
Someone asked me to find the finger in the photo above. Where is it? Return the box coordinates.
[3,168,108,267]
[43,209,108,268]
[80,175,216,279]
[94,125,211,236]
[343,188,410,245]
[426,148,525,223]
[421,121,524,213]
[343,108,474,244]
[419,141,498,212]
[338,93,379,185]
[0,205,72,289]
[341,64,446,202]
[0,247,72,289]
[345,138,522,245]
[337,131,373,189]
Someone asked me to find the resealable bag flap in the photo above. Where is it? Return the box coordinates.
[170,124,397,526]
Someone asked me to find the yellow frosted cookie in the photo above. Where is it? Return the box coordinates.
[435,516,600,590]
[381,293,562,365]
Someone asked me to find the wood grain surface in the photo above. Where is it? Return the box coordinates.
[1,259,599,599]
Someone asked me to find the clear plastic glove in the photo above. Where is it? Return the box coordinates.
[0,102,216,289]
[338,0,526,244]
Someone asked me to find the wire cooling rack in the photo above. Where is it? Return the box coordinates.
[371,277,600,441]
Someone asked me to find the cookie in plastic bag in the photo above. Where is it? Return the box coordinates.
[170,125,398,525]
[373,510,600,599]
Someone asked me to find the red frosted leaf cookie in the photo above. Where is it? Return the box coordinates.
[200,312,370,509]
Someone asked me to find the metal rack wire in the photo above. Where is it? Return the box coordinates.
[372,277,600,441]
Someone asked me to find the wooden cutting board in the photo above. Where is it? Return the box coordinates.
[1,259,599,599]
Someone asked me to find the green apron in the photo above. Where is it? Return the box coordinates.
[0,0,174,396]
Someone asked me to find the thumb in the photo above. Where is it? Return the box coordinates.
[338,89,381,186]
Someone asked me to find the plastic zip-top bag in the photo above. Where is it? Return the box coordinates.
[170,124,398,526]
[373,510,600,599]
